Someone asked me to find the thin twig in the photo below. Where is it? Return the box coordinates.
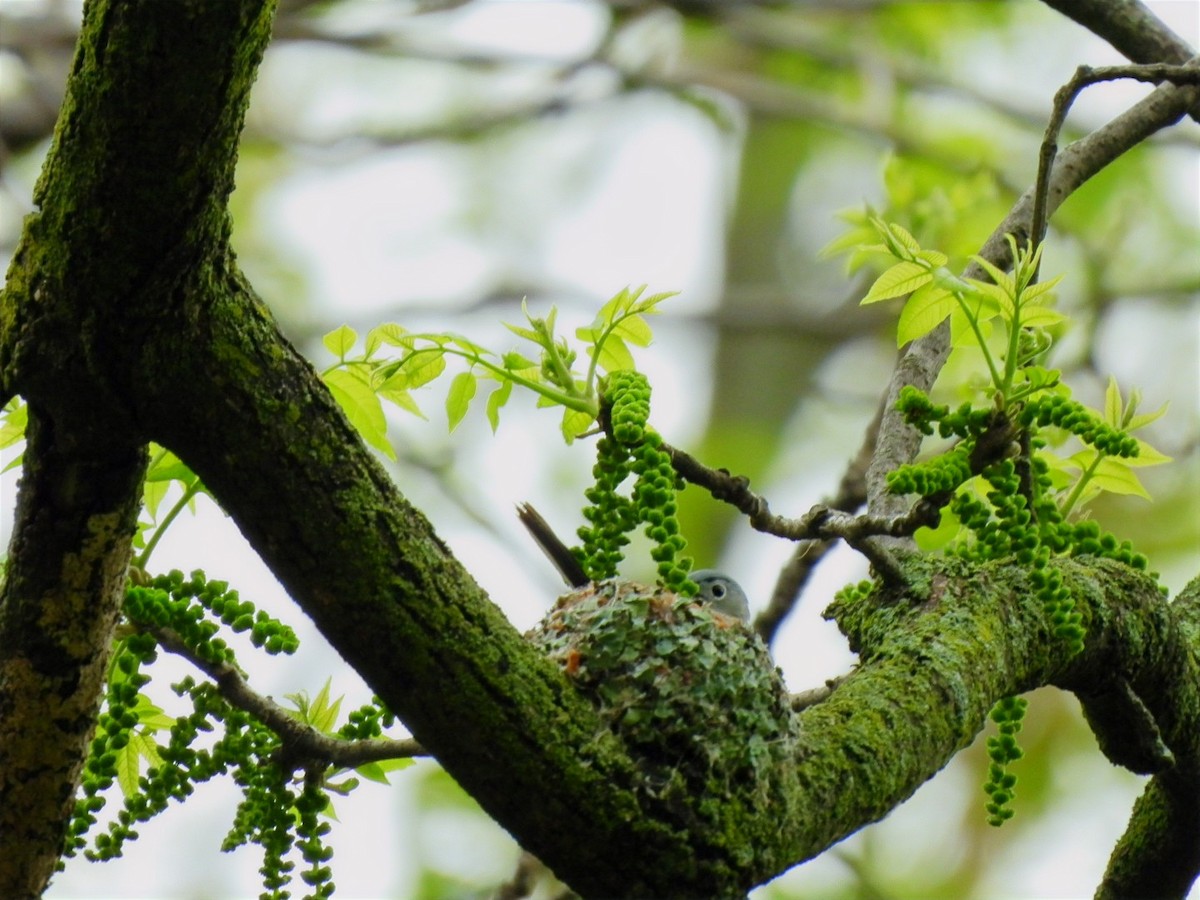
[146,623,427,770]
[1032,62,1200,253]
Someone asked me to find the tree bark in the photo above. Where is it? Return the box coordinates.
[0,1,1197,897]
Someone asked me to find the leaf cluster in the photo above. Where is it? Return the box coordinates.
[61,570,407,899]
[318,285,675,448]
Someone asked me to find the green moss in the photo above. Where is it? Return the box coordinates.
[528,580,799,822]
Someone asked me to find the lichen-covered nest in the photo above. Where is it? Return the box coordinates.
[527,579,799,803]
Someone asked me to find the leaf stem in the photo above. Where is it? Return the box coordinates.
[136,479,203,569]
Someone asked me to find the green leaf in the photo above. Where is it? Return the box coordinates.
[862,261,933,304]
[382,348,446,390]
[1127,401,1169,432]
[1018,306,1065,329]
[914,505,962,552]
[145,450,195,484]
[504,321,543,344]
[970,255,1014,296]
[378,387,426,420]
[325,368,395,461]
[897,285,956,345]
[323,325,358,360]
[308,679,343,734]
[1124,438,1171,467]
[593,334,635,373]
[446,370,478,432]
[0,399,27,449]
[501,350,539,373]
[354,758,413,784]
[355,761,393,785]
[612,314,654,347]
[878,220,922,257]
[560,406,595,443]
[1087,457,1152,499]
[131,696,175,732]
[115,740,141,797]
[485,380,513,432]
[1017,274,1063,305]
[1104,375,1123,426]
[366,323,410,353]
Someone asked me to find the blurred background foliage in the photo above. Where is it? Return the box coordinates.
[2,0,1197,897]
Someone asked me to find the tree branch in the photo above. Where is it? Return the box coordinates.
[146,623,426,770]
[865,63,1200,519]
[1040,0,1199,68]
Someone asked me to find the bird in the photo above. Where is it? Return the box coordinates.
[690,569,750,621]
[517,502,750,621]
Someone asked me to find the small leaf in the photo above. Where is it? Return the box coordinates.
[612,314,653,347]
[325,368,395,460]
[1018,306,1065,329]
[323,325,358,360]
[309,679,343,734]
[880,221,921,256]
[1123,439,1171,467]
[145,450,196,484]
[115,740,141,797]
[1104,375,1123,426]
[593,334,635,373]
[446,371,478,432]
[355,762,392,785]
[862,261,933,304]
[0,399,27,449]
[505,321,542,344]
[914,505,962,552]
[1127,401,1169,432]
[486,380,513,432]
[383,349,446,390]
[1017,274,1063,305]
[896,285,955,345]
[1088,457,1152,499]
[501,350,538,372]
[378,387,426,419]
[366,323,410,354]
[560,407,594,443]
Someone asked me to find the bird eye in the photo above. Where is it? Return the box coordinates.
[710,583,726,599]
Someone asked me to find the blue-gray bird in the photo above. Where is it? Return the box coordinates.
[690,569,750,621]
[517,503,749,621]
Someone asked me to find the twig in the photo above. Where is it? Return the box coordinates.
[1032,62,1200,254]
[755,396,879,644]
[146,624,427,771]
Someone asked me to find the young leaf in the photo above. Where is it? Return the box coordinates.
[862,261,932,304]
[446,370,478,432]
[0,399,27,449]
[366,323,410,354]
[486,379,513,432]
[115,739,142,797]
[592,333,635,373]
[323,325,358,360]
[378,387,426,420]
[1104,375,1123,426]
[560,406,595,443]
[383,348,446,390]
[1017,274,1063,305]
[308,678,343,734]
[325,368,395,461]
[1086,456,1152,499]
[914,505,962,552]
[876,220,922,257]
[897,285,955,345]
